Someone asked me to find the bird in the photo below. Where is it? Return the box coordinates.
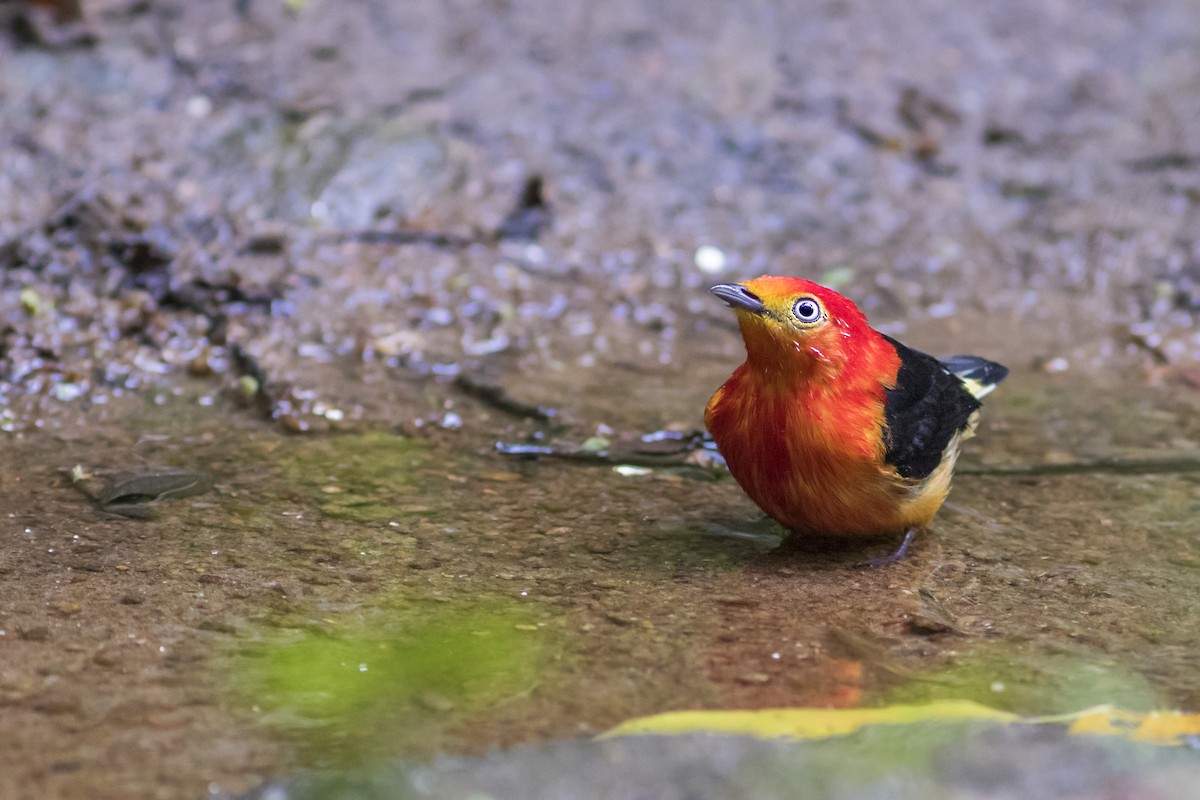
[704,275,1007,557]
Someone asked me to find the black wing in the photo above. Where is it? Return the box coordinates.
[880,335,982,480]
[939,355,1010,390]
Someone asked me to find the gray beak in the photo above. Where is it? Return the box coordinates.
[710,283,765,314]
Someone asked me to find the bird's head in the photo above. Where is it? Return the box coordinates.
[710,276,875,378]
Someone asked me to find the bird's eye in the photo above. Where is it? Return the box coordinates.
[792,297,822,323]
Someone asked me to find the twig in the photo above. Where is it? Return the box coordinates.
[455,374,558,422]
[959,457,1200,476]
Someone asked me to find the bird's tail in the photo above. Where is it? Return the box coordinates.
[941,356,1009,399]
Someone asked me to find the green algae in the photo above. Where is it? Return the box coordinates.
[237,600,552,767]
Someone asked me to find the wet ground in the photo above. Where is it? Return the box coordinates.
[2,0,1200,798]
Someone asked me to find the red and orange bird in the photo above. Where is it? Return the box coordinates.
[705,276,1007,551]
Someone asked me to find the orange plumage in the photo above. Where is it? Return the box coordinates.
[705,276,1006,540]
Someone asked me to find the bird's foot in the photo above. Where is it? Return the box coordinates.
[856,528,918,568]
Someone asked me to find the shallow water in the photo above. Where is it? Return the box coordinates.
[3,332,1200,797]
[2,0,1200,797]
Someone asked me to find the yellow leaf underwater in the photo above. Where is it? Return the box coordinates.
[1061,706,1200,746]
[603,701,1200,747]
[603,700,1016,740]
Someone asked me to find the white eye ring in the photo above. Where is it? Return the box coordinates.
[792,297,822,323]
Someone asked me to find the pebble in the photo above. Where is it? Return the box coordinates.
[694,245,728,274]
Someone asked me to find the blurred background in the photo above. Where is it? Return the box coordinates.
[3,0,1199,431]
[2,2,1200,799]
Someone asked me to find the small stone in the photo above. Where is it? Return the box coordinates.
[185,95,213,118]
[694,245,728,274]
[736,672,771,685]
[480,472,522,482]
[714,596,760,608]
[187,353,213,377]
[19,288,46,315]
[416,692,455,713]
[18,626,51,641]
[53,383,85,402]
[1043,357,1070,373]
[613,465,653,477]
[92,651,120,668]
[33,693,83,716]
[279,414,309,434]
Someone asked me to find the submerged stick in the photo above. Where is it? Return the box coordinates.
[502,437,1200,479]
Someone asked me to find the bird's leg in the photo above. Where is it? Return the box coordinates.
[856,528,919,568]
